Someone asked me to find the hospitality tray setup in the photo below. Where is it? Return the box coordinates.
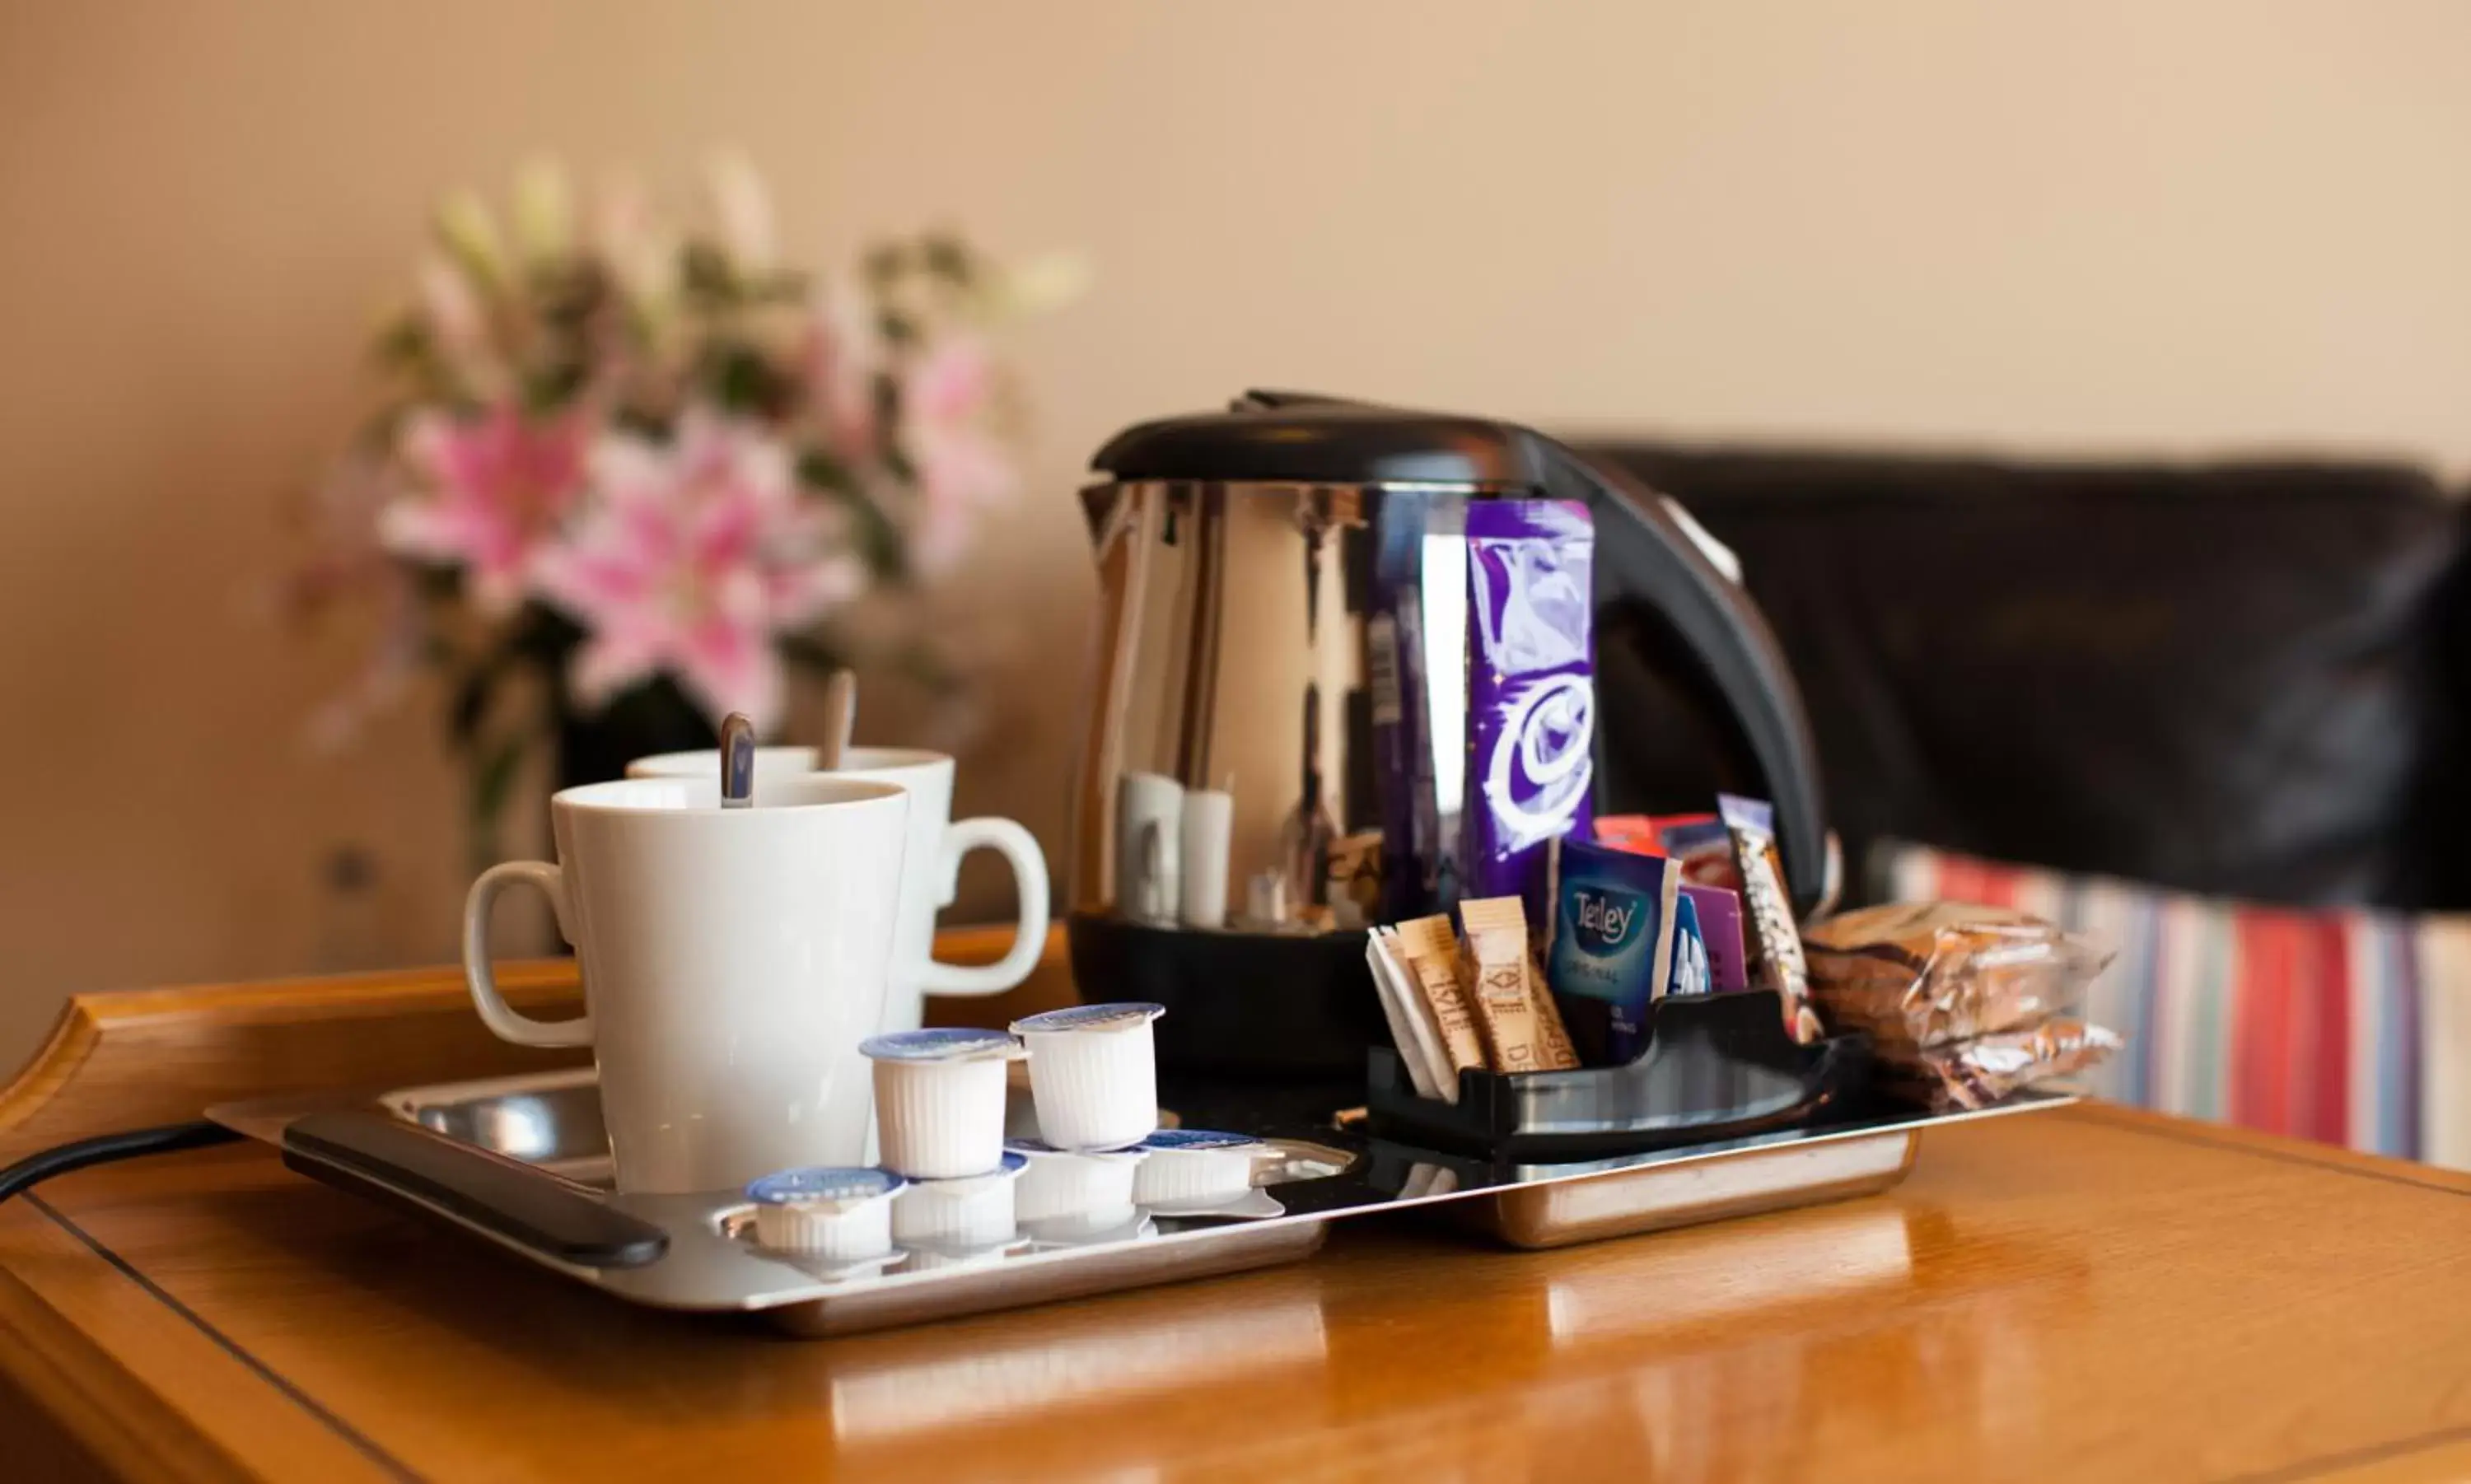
[207,1057,2075,1338]
[188,393,2109,1344]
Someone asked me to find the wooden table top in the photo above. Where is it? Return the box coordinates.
[7,1102,2471,1482]
[2,952,2469,1482]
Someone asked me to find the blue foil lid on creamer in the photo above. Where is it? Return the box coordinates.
[858,1028,1022,1062]
[1138,1129,1264,1153]
[1010,1002,1166,1035]
[744,1166,903,1207]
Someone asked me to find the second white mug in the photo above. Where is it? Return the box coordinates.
[629,745,1050,1034]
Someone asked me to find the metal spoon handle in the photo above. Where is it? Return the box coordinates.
[719,712,758,808]
[816,670,857,772]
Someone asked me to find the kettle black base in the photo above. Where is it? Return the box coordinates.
[1066,912,1385,1080]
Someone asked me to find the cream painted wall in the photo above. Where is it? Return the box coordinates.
[2,0,2469,1066]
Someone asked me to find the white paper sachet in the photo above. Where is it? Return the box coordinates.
[1366,929,1455,1103]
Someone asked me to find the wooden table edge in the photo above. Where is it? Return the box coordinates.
[0,923,1067,1164]
[0,1190,402,1483]
[0,1253,241,1483]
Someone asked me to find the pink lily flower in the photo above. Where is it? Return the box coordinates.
[378,404,588,615]
[532,411,865,732]
[899,336,1017,575]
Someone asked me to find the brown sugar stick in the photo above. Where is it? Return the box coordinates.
[1459,904,1548,1072]
[1525,945,1580,1070]
[1457,897,1581,1072]
[1395,914,1487,1084]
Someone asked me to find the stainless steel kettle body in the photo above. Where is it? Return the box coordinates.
[1071,478,1479,935]
[1066,394,1827,1077]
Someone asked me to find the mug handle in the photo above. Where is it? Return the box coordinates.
[916,818,1050,996]
[462,861,595,1048]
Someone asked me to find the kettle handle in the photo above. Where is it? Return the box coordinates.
[1540,441,1832,916]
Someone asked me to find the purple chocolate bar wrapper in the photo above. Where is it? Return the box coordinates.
[1462,499,1595,914]
[1677,881,1748,994]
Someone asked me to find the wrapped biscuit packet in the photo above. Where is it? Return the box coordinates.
[1803,901,2113,1052]
[1886,1019,2123,1113]
[1805,900,2121,1111]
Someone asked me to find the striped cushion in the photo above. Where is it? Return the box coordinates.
[1877,843,2471,1170]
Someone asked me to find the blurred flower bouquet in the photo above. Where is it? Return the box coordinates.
[287,157,1073,858]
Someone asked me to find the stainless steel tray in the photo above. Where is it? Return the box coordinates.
[210,1070,2075,1337]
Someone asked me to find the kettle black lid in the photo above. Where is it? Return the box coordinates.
[1092,390,1573,488]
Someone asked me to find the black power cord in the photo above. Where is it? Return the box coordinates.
[0,1120,244,1203]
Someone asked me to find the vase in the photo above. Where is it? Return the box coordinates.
[554,675,719,791]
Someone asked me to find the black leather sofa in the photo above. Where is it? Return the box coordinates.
[1578,442,2471,912]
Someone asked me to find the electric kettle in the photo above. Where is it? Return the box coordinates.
[1068,391,1828,1077]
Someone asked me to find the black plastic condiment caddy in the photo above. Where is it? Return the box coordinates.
[1363,988,1873,1163]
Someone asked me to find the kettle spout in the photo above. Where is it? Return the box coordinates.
[1078,482,1117,546]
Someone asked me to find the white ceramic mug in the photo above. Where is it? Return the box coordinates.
[628,746,1049,1034]
[461,774,909,1195]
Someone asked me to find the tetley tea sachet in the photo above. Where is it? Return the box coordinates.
[1546,836,1680,1065]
